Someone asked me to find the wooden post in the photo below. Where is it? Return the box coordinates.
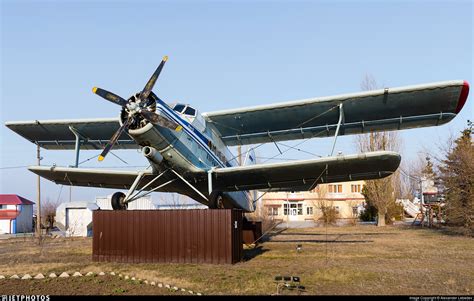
[36,143,41,238]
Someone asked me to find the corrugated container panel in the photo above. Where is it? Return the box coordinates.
[92,209,243,264]
[243,221,263,245]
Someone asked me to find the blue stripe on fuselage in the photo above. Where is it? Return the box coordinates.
[154,99,227,168]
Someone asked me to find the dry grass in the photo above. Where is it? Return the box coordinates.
[0,224,472,295]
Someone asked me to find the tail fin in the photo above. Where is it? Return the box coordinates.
[243,147,257,166]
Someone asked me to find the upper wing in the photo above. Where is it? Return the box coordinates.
[203,80,469,146]
[5,118,138,150]
[212,151,401,192]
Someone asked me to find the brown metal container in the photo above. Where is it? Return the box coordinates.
[92,209,243,264]
[242,220,263,245]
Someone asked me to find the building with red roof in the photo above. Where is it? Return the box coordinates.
[0,194,35,234]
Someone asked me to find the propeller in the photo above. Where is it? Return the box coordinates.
[92,87,128,107]
[92,56,180,161]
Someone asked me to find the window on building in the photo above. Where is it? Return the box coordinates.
[306,206,313,215]
[329,184,342,193]
[267,207,279,216]
[297,203,303,215]
[351,184,361,193]
[283,203,288,215]
[0,205,6,210]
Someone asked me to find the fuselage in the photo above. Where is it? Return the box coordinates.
[124,93,254,211]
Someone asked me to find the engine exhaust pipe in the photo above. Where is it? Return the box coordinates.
[142,146,163,164]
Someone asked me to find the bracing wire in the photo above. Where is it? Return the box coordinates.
[223,104,339,166]
[261,128,328,164]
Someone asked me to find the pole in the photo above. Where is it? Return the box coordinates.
[286,192,289,229]
[237,145,242,166]
[36,144,41,238]
[420,178,424,227]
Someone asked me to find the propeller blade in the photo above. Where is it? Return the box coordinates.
[140,56,168,100]
[92,87,128,107]
[98,118,131,161]
[140,110,181,131]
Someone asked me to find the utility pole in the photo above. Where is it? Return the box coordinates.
[420,177,424,227]
[237,145,242,166]
[36,143,42,239]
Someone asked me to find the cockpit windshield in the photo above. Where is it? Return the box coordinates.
[184,106,196,116]
[173,103,196,117]
[173,104,186,113]
[171,103,206,132]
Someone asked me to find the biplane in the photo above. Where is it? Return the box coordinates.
[5,56,469,211]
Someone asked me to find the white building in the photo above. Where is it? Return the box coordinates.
[55,201,99,237]
[96,195,157,210]
[96,194,208,210]
[55,194,208,237]
[0,194,34,234]
[262,181,366,223]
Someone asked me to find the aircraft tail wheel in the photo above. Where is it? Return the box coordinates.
[111,192,128,210]
[209,191,225,209]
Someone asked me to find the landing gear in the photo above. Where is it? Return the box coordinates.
[111,192,128,210]
[209,191,225,209]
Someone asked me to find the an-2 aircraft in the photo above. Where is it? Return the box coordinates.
[6,56,470,211]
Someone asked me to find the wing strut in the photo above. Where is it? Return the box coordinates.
[68,126,87,168]
[124,168,173,203]
[207,167,216,195]
[171,169,209,202]
[330,103,344,156]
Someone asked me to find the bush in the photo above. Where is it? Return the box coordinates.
[319,205,339,225]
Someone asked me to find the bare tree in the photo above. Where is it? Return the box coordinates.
[356,74,402,226]
[41,198,60,234]
[315,200,339,225]
[157,193,186,209]
[311,185,340,225]
[400,153,426,199]
[167,193,183,209]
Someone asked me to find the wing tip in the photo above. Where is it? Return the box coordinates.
[455,80,469,114]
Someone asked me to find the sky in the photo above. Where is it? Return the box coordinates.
[1,0,472,205]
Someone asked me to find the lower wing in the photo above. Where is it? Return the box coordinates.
[212,151,401,192]
[28,166,208,204]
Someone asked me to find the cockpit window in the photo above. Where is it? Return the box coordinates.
[184,106,196,116]
[173,104,186,113]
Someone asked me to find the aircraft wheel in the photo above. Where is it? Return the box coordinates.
[209,191,225,209]
[111,192,128,210]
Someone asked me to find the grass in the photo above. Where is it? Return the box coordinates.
[0,224,472,295]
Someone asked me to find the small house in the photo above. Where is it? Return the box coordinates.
[0,194,35,234]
